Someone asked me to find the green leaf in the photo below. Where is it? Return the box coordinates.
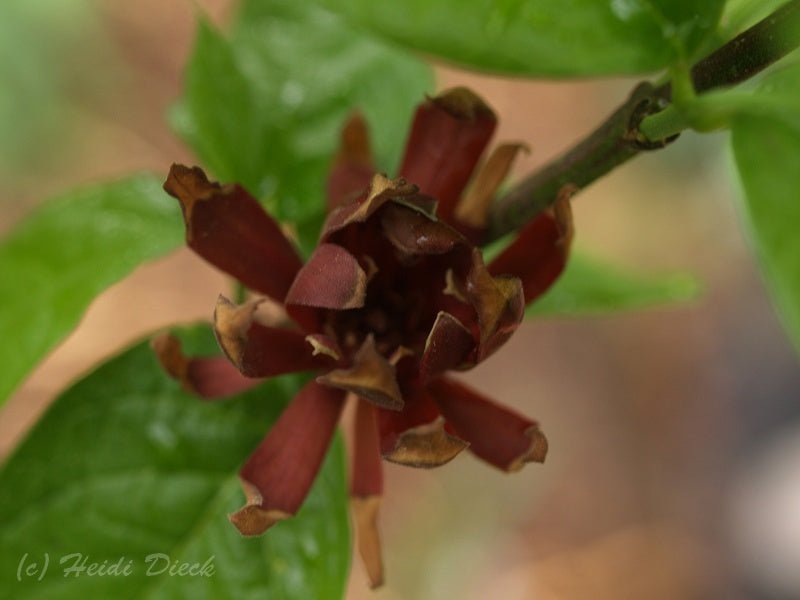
[315,0,725,77]
[0,175,182,406]
[0,1,101,177]
[172,0,433,254]
[527,251,700,317]
[720,0,787,37]
[0,327,350,599]
[731,63,800,354]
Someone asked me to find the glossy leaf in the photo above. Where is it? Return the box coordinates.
[315,0,725,77]
[0,327,350,599]
[526,250,699,317]
[0,175,182,406]
[720,0,787,37]
[731,63,800,354]
[172,0,433,254]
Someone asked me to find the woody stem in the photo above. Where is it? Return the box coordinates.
[486,0,800,241]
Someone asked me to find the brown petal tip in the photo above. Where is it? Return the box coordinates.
[383,417,468,468]
[466,249,525,360]
[305,334,342,361]
[151,333,187,382]
[317,336,403,411]
[552,184,577,254]
[322,174,419,240]
[367,173,417,203]
[443,268,467,302]
[507,426,549,472]
[455,142,529,229]
[163,164,220,221]
[352,495,384,589]
[432,87,496,121]
[151,331,265,399]
[214,295,260,367]
[229,480,290,536]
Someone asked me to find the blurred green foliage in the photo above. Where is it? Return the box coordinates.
[0,1,111,183]
[315,0,725,76]
[733,62,800,354]
[528,251,700,318]
[173,0,433,254]
[0,175,181,406]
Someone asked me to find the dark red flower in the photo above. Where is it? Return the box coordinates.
[157,87,573,588]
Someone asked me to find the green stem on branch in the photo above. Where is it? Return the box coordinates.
[486,0,800,241]
[637,105,692,141]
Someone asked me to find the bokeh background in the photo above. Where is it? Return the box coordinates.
[2,1,800,598]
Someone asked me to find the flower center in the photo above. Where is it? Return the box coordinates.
[327,256,442,359]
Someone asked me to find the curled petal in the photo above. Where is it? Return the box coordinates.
[378,384,468,468]
[163,164,303,302]
[455,143,528,230]
[285,243,368,310]
[322,173,419,241]
[151,333,262,399]
[420,311,475,382]
[317,336,403,410]
[489,184,575,304]
[229,381,346,535]
[351,401,384,588]
[430,377,547,472]
[465,249,525,361]
[381,416,467,469]
[398,87,496,224]
[327,112,375,210]
[214,296,332,377]
[380,203,464,259]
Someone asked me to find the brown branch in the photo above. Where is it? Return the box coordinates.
[487,0,800,241]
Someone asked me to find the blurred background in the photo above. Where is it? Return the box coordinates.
[2,1,800,598]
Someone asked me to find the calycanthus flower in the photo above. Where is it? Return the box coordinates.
[156,87,573,588]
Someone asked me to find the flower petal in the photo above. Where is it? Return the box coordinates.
[352,400,383,497]
[351,401,384,588]
[419,311,475,382]
[378,383,468,468]
[285,243,368,310]
[151,333,262,399]
[465,248,525,361]
[317,335,403,410]
[322,173,419,241]
[489,184,575,304]
[214,296,333,377]
[327,112,375,211]
[163,164,303,302]
[429,377,547,472]
[229,381,346,535]
[380,203,464,259]
[455,143,528,231]
[352,496,383,588]
[398,88,496,224]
